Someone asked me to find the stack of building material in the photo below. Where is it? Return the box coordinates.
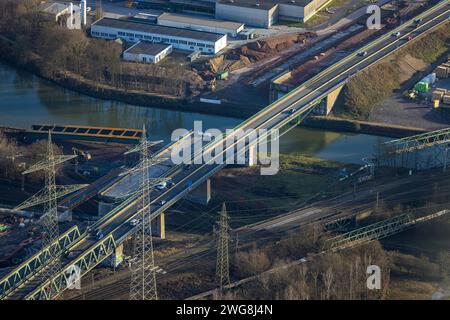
[435,66,448,78]
[434,59,450,79]
[432,88,447,108]
[444,94,450,105]
[432,89,445,100]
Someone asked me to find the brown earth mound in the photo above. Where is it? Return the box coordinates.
[195,32,316,75]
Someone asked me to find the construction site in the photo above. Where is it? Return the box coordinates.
[0,0,449,306]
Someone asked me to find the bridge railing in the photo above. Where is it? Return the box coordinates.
[382,127,450,154]
[25,234,116,300]
[0,226,81,299]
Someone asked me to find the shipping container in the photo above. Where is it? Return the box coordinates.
[414,81,429,93]
[421,73,436,85]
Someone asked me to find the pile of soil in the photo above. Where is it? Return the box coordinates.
[195,32,316,77]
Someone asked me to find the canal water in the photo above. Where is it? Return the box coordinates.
[0,62,386,164]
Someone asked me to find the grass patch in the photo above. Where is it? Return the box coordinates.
[335,23,450,119]
[167,153,352,234]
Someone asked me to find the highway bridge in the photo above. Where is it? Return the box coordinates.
[1,0,448,300]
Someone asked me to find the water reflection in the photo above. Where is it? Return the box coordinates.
[0,62,385,163]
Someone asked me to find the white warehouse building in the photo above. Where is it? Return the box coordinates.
[123,42,173,64]
[216,0,331,28]
[91,17,227,54]
[157,12,244,37]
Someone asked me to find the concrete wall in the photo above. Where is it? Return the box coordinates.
[278,3,304,21]
[216,3,277,28]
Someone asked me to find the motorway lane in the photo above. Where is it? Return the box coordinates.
[17,2,450,299]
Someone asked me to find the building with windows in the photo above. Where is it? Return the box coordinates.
[91,17,227,54]
[38,1,81,29]
[157,12,244,37]
[215,0,331,28]
[123,42,173,64]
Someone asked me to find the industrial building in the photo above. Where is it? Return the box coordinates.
[215,0,331,28]
[38,1,82,29]
[137,0,216,15]
[123,42,173,64]
[157,12,244,37]
[91,17,227,54]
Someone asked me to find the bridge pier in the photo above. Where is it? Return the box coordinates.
[248,144,257,166]
[185,179,211,206]
[314,85,344,116]
[151,211,166,239]
[110,243,124,267]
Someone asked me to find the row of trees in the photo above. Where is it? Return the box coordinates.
[0,0,196,97]
[229,241,391,300]
[0,133,63,181]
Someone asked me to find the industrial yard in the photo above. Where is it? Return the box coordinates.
[0,0,449,311]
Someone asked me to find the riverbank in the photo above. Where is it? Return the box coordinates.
[0,54,258,119]
[0,43,437,138]
[303,116,428,138]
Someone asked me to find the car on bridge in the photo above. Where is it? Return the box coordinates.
[129,219,140,227]
[155,181,167,190]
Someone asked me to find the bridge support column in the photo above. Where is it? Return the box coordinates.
[326,85,344,115]
[248,144,257,167]
[110,243,124,267]
[315,85,344,115]
[185,179,211,206]
[151,211,166,239]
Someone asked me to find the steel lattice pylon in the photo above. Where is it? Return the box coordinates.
[216,203,230,292]
[15,132,87,291]
[129,126,166,300]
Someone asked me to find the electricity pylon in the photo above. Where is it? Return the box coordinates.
[15,131,87,281]
[129,126,167,300]
[216,203,230,292]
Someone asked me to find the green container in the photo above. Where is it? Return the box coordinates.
[414,81,429,93]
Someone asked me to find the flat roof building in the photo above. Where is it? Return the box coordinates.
[216,0,278,28]
[157,12,244,37]
[39,1,81,29]
[91,17,227,54]
[123,42,173,64]
[216,0,330,28]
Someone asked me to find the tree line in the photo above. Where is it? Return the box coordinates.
[0,0,198,97]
